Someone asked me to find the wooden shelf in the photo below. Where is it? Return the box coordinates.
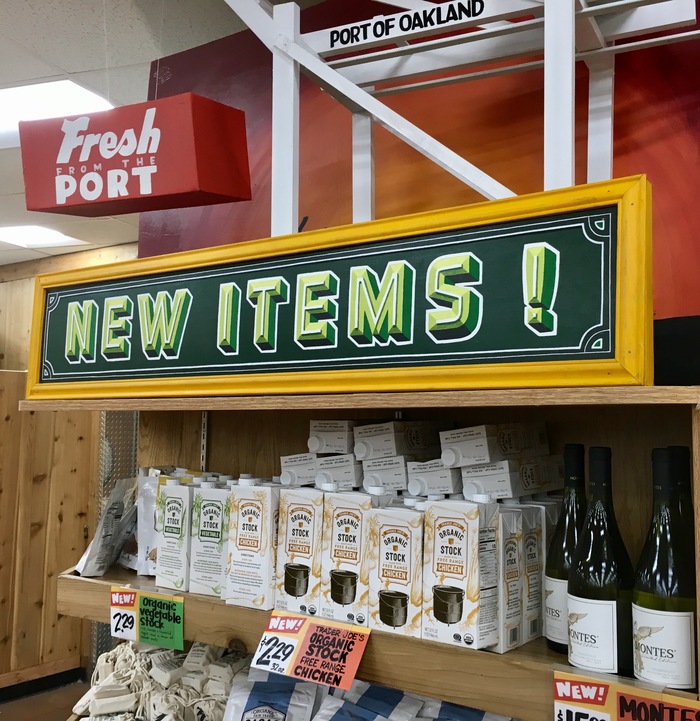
[20,385,700,412]
[58,566,562,721]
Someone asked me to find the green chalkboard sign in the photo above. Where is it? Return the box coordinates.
[27,176,652,399]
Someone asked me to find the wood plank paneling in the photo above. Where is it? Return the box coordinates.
[11,409,55,669]
[4,399,93,681]
[40,411,93,663]
[138,411,202,469]
[0,372,26,673]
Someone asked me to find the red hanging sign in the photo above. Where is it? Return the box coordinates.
[19,92,251,217]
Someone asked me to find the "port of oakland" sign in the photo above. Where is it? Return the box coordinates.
[26,177,652,399]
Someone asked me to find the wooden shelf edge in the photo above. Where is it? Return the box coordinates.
[21,386,700,412]
[57,567,555,721]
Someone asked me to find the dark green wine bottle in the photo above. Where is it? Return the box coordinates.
[668,445,694,550]
[544,443,586,654]
[568,446,634,676]
[632,448,696,689]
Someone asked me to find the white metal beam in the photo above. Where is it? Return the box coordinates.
[336,27,544,87]
[575,0,606,51]
[271,3,300,235]
[596,0,695,40]
[586,55,615,183]
[352,113,375,222]
[544,0,576,190]
[277,32,515,199]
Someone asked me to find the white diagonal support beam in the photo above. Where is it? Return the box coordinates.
[352,112,375,222]
[276,31,514,199]
[544,0,576,190]
[271,2,300,235]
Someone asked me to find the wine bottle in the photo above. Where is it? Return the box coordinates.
[544,443,586,654]
[668,445,694,550]
[568,446,634,676]
[632,448,697,689]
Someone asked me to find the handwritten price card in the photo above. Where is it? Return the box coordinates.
[252,611,370,690]
[110,587,138,642]
[109,587,184,650]
[554,669,700,721]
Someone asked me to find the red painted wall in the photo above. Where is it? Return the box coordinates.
[138,0,700,320]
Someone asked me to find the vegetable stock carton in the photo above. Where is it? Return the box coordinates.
[320,491,373,624]
[490,508,523,654]
[421,499,499,649]
[276,488,325,615]
[189,483,230,596]
[155,479,192,592]
[367,507,423,637]
[225,483,279,609]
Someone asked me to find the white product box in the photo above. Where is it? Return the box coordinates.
[320,491,373,625]
[407,459,462,496]
[421,498,499,650]
[362,456,409,491]
[490,508,523,654]
[354,421,439,461]
[225,484,280,610]
[276,488,325,615]
[189,483,231,596]
[308,420,356,454]
[354,422,408,461]
[155,479,192,592]
[315,454,363,491]
[460,456,564,499]
[440,423,550,468]
[367,507,423,637]
[279,453,318,487]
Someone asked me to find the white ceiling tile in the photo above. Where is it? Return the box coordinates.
[0,35,63,88]
[53,218,139,245]
[39,243,99,257]
[0,148,24,195]
[0,247,51,264]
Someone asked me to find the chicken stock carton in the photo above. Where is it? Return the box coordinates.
[490,508,523,654]
[315,454,363,491]
[422,499,499,649]
[516,501,549,622]
[276,488,325,615]
[367,507,423,637]
[505,503,542,643]
[320,491,373,624]
[225,483,279,609]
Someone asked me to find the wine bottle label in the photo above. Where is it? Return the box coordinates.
[567,594,618,673]
[632,604,696,689]
[544,576,568,644]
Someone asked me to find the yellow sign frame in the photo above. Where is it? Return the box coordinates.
[26,175,652,400]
